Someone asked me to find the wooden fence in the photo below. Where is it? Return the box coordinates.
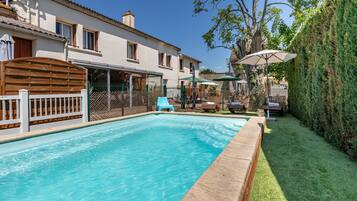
[0,57,86,95]
[0,57,87,130]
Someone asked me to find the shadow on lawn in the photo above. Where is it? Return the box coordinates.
[255,114,357,201]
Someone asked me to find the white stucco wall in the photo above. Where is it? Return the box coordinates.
[11,0,184,88]
[0,28,65,60]
[178,57,200,86]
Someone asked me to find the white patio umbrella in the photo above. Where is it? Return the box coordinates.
[238,49,297,119]
[201,81,218,86]
[0,34,15,61]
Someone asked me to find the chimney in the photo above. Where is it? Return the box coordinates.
[122,10,135,28]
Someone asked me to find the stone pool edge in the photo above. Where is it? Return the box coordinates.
[182,114,265,201]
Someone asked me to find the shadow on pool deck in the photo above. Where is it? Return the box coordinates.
[250,114,357,201]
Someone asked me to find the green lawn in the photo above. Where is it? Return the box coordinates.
[250,115,357,201]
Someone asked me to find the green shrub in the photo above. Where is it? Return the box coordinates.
[287,0,357,159]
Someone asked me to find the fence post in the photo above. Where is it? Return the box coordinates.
[129,74,133,108]
[81,89,88,122]
[146,85,150,112]
[19,89,29,133]
[163,85,167,97]
[121,85,125,116]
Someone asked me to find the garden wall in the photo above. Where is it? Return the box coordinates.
[287,0,357,158]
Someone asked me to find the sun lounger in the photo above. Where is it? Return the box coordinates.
[156,97,175,112]
[201,102,219,112]
[227,101,246,113]
[263,101,284,116]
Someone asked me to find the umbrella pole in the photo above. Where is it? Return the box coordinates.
[265,59,270,119]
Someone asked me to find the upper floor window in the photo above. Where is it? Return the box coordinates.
[83,30,98,51]
[127,42,138,60]
[179,59,183,71]
[158,53,164,66]
[190,62,194,73]
[166,55,171,67]
[56,21,73,45]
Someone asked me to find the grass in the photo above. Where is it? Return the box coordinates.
[249,114,357,201]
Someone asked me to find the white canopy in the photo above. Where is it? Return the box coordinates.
[0,34,15,61]
[238,49,297,66]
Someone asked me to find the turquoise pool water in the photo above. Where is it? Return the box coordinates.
[0,114,247,201]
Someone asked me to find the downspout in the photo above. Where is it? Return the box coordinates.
[26,0,30,23]
[35,0,39,27]
[65,40,69,61]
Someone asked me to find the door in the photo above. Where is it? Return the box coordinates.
[13,37,32,58]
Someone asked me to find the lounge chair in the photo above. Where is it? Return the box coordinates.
[201,102,219,112]
[263,99,285,116]
[156,97,175,112]
[227,101,246,113]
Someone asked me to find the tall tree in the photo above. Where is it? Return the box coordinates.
[194,0,320,97]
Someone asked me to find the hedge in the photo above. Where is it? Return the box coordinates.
[287,0,357,159]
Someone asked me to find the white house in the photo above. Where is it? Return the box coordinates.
[4,0,201,92]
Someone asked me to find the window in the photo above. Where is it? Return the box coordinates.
[179,59,183,71]
[83,30,96,50]
[127,42,138,60]
[166,55,171,67]
[158,53,164,66]
[190,62,194,73]
[56,22,73,45]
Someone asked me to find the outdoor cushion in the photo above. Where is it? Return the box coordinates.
[269,102,280,107]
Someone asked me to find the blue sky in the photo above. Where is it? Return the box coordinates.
[74,0,293,72]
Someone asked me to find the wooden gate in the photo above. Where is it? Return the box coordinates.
[0,57,86,95]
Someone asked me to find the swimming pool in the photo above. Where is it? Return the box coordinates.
[0,114,247,201]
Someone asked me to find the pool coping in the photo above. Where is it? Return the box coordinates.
[0,111,265,201]
[182,113,265,201]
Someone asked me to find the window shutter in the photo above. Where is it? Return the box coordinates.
[95,32,99,52]
[72,24,77,47]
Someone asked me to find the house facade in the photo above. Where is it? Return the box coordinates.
[3,0,200,92]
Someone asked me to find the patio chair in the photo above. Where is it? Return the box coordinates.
[156,97,175,112]
[262,96,286,116]
[201,101,220,112]
[227,101,246,113]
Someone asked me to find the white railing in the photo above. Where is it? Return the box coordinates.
[0,95,20,126]
[29,94,83,121]
[0,89,88,133]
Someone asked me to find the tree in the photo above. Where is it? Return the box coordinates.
[194,0,321,95]
[200,68,216,74]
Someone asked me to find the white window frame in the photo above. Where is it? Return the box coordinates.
[190,62,194,73]
[166,55,172,67]
[179,59,184,71]
[83,29,96,51]
[56,21,73,45]
[158,52,165,66]
[127,41,138,61]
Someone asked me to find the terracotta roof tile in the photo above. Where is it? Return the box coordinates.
[0,16,65,40]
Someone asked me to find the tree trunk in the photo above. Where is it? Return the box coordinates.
[230,29,265,109]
